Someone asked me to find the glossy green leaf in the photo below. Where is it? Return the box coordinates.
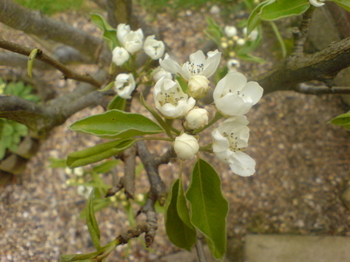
[67,139,134,168]
[203,17,223,46]
[246,0,272,34]
[86,190,101,250]
[93,159,120,174]
[61,251,100,261]
[91,14,119,50]
[260,0,310,21]
[186,158,229,260]
[107,95,126,111]
[329,112,350,130]
[332,0,350,12]
[165,179,197,251]
[69,110,164,139]
[177,177,194,229]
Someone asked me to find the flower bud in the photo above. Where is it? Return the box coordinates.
[187,75,210,99]
[185,107,209,130]
[112,46,130,66]
[115,73,136,99]
[227,59,240,73]
[144,35,165,60]
[151,67,172,82]
[173,133,199,160]
[236,38,246,46]
[124,29,144,54]
[224,25,237,38]
[117,24,131,45]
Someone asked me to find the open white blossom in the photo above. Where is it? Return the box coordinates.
[151,67,172,82]
[309,0,325,7]
[115,73,136,99]
[160,50,221,81]
[213,72,263,116]
[112,46,130,66]
[212,116,255,176]
[224,25,238,38]
[123,29,144,54]
[174,133,199,160]
[117,23,131,45]
[144,35,165,60]
[227,59,240,73]
[185,107,209,130]
[154,77,195,119]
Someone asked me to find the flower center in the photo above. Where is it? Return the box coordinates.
[222,131,245,152]
[157,87,184,106]
[187,62,204,75]
[221,88,245,98]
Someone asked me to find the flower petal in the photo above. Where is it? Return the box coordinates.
[241,81,263,105]
[202,50,221,78]
[160,54,182,75]
[228,151,256,177]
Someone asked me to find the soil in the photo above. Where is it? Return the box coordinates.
[0,2,350,262]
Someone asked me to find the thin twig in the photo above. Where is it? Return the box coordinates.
[0,39,102,87]
[297,83,350,94]
[195,236,207,262]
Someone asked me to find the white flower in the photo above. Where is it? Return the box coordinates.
[188,75,210,99]
[212,116,255,176]
[151,67,172,82]
[174,133,199,160]
[123,29,144,54]
[117,23,131,45]
[160,50,221,81]
[112,46,130,66]
[309,0,325,7]
[77,185,94,199]
[185,107,209,130]
[213,72,263,116]
[153,77,195,119]
[224,26,237,38]
[243,27,259,41]
[227,59,240,73]
[144,35,165,60]
[236,38,246,46]
[115,73,136,99]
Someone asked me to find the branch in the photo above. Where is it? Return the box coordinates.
[256,36,350,95]
[296,84,350,94]
[0,39,103,88]
[0,0,111,65]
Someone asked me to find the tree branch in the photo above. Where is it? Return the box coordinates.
[0,0,111,65]
[0,39,103,88]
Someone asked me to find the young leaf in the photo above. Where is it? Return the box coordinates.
[91,14,119,50]
[86,190,101,251]
[329,111,350,130]
[186,158,229,260]
[203,17,223,46]
[93,159,120,174]
[67,139,134,168]
[260,0,310,21]
[177,177,195,230]
[332,0,350,12]
[165,179,197,251]
[246,0,272,35]
[107,95,126,111]
[69,110,164,139]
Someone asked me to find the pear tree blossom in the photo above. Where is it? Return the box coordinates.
[242,27,259,41]
[213,72,263,116]
[112,46,130,66]
[173,133,199,160]
[144,35,165,60]
[309,0,325,7]
[224,25,237,38]
[151,67,172,82]
[211,116,256,176]
[153,77,195,118]
[123,29,144,54]
[114,73,136,99]
[184,107,209,130]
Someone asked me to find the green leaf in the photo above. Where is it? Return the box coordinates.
[49,157,67,168]
[107,95,126,111]
[61,251,100,261]
[69,110,164,139]
[177,177,195,229]
[204,17,223,46]
[67,139,134,168]
[186,159,229,260]
[165,179,197,251]
[332,0,350,12]
[236,53,266,63]
[86,190,101,251]
[91,14,119,50]
[260,0,310,21]
[246,0,272,34]
[93,159,120,174]
[329,112,350,130]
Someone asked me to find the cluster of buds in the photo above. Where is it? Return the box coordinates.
[152,50,263,176]
[221,25,259,73]
[112,24,166,99]
[65,167,93,198]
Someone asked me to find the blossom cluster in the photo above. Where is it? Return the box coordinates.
[152,50,263,177]
[112,24,165,99]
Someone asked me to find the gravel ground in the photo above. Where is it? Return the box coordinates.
[1,2,350,262]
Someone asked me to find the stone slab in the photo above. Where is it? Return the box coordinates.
[245,234,350,262]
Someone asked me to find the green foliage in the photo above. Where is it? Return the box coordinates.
[165,179,197,251]
[259,0,310,21]
[14,0,84,15]
[69,110,164,139]
[332,0,350,12]
[329,112,350,130]
[186,158,228,260]
[67,139,134,168]
[0,79,40,159]
[91,14,119,51]
[86,190,101,250]
[107,95,126,111]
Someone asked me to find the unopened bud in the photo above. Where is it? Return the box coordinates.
[185,107,209,130]
[173,133,199,160]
